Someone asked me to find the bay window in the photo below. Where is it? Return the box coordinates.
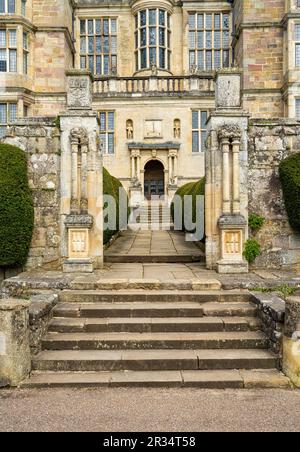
[0,29,17,72]
[135,9,171,71]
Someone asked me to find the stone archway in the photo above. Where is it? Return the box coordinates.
[144,160,165,200]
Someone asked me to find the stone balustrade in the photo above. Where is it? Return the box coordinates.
[93,74,214,97]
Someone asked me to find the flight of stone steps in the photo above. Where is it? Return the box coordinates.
[23,290,289,388]
[133,202,172,227]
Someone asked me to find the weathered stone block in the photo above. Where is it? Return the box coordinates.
[0,300,31,387]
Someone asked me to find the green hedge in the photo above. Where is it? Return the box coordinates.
[279,153,300,231]
[0,143,34,267]
[171,178,205,232]
[103,167,128,245]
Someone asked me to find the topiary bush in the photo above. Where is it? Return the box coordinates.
[243,239,261,264]
[103,167,128,245]
[279,153,300,231]
[171,178,205,234]
[0,143,34,267]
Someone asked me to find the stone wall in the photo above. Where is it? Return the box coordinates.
[248,119,300,270]
[3,118,61,270]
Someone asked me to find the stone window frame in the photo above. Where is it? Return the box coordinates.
[0,0,15,14]
[23,30,28,74]
[0,102,17,138]
[134,8,171,72]
[295,98,300,118]
[295,23,300,67]
[192,109,208,153]
[99,110,115,155]
[0,27,17,73]
[188,11,231,71]
[79,17,118,76]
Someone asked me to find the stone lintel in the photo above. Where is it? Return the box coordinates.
[218,214,247,229]
[65,214,94,229]
[128,142,181,150]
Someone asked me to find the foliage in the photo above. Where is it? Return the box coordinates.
[243,239,261,264]
[253,284,296,300]
[171,178,205,234]
[0,143,34,267]
[103,167,128,245]
[249,213,265,232]
[279,153,300,231]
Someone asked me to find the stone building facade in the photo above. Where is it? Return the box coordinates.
[1,0,300,272]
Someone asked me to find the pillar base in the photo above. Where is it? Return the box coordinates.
[217,259,249,274]
[63,258,94,273]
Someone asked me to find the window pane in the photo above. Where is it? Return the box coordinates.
[9,103,17,122]
[88,55,94,73]
[0,49,6,72]
[189,32,195,49]
[80,20,86,35]
[108,112,114,130]
[141,28,146,46]
[206,15,212,30]
[141,48,147,68]
[192,132,199,152]
[100,112,106,131]
[140,11,146,27]
[149,9,156,26]
[111,36,117,53]
[103,55,109,74]
[103,19,109,35]
[296,44,300,67]
[149,27,156,45]
[95,20,101,35]
[80,56,86,69]
[96,55,101,74]
[214,50,221,68]
[197,14,204,29]
[88,20,93,34]
[80,36,86,53]
[201,131,207,152]
[88,36,94,53]
[189,14,196,29]
[0,104,7,123]
[100,133,106,153]
[108,133,114,154]
[159,10,165,26]
[9,49,17,72]
[192,111,199,129]
[159,27,165,46]
[149,47,156,65]
[8,0,15,13]
[201,111,207,129]
[21,0,26,16]
[0,0,5,13]
[159,47,165,68]
[0,30,6,47]
[197,51,204,70]
[9,30,17,47]
[296,99,300,118]
[111,19,117,34]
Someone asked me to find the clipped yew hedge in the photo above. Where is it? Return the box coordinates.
[279,153,300,231]
[0,143,34,267]
[103,167,128,245]
[171,178,205,231]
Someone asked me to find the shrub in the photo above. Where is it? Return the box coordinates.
[279,153,300,231]
[171,178,205,233]
[249,213,265,232]
[243,239,261,264]
[103,167,128,245]
[0,143,34,267]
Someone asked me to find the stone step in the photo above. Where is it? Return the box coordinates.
[22,369,291,389]
[53,302,257,319]
[32,349,278,372]
[48,316,260,333]
[59,290,251,303]
[41,331,268,351]
[104,254,205,264]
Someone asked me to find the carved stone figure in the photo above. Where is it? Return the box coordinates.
[174,119,181,139]
[151,61,158,76]
[70,127,88,145]
[126,120,134,140]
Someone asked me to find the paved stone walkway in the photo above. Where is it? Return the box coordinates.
[105,230,204,258]
[0,388,299,432]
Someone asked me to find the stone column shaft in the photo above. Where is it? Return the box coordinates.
[81,144,88,210]
[137,154,141,182]
[222,140,231,214]
[232,140,240,214]
[71,143,79,212]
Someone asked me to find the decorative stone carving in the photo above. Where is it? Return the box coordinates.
[151,61,158,76]
[70,127,88,145]
[66,70,93,110]
[217,124,242,141]
[174,119,181,139]
[215,70,242,109]
[190,63,198,76]
[126,120,134,140]
[145,120,162,138]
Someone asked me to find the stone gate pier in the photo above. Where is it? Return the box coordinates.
[205,69,249,274]
[60,70,103,272]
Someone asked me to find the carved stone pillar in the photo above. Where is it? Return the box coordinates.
[205,69,249,274]
[60,70,103,273]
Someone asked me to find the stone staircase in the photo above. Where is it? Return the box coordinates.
[24,290,289,388]
[135,202,172,227]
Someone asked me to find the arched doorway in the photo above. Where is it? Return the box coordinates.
[144,160,165,200]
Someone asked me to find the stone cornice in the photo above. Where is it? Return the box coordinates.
[282,12,300,28]
[0,16,37,32]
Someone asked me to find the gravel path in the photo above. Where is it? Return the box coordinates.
[0,387,300,432]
